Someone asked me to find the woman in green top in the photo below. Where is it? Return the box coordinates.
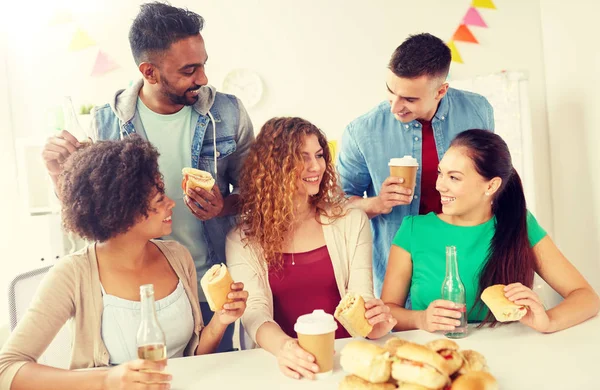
[381,130,599,333]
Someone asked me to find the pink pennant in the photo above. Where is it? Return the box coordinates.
[463,7,488,28]
[91,51,119,76]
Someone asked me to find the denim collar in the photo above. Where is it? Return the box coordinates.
[110,79,217,124]
[400,94,450,131]
[433,93,450,122]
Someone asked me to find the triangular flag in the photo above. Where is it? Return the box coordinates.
[68,28,96,51]
[472,0,496,9]
[447,41,464,64]
[91,51,119,76]
[49,10,73,26]
[453,25,479,44]
[463,7,488,27]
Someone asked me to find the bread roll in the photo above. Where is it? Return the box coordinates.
[391,343,450,389]
[338,375,397,390]
[457,350,488,375]
[480,284,527,322]
[451,371,498,390]
[425,339,462,375]
[424,339,459,352]
[335,293,373,338]
[181,167,215,194]
[200,263,233,311]
[384,337,411,355]
[396,383,434,390]
[340,341,391,383]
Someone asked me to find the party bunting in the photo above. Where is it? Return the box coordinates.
[68,29,96,51]
[463,7,488,27]
[449,0,497,63]
[48,10,73,26]
[453,25,478,44]
[91,51,119,76]
[472,0,496,9]
[447,41,463,64]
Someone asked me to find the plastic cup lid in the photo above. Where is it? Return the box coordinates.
[389,155,419,167]
[294,310,338,335]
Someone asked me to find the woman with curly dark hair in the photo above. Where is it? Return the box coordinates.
[0,136,248,390]
[227,117,396,380]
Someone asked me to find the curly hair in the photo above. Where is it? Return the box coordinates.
[238,117,346,268]
[58,136,164,242]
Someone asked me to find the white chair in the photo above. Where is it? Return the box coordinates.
[7,265,72,369]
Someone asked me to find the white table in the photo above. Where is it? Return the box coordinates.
[167,316,599,389]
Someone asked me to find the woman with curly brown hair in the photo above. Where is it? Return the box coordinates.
[227,117,396,380]
[0,136,248,390]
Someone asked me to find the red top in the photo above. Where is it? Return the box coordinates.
[268,246,351,339]
[418,119,442,215]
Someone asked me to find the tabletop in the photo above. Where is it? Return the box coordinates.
[166,315,599,389]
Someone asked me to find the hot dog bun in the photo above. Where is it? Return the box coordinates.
[335,293,373,338]
[391,343,451,389]
[338,375,397,390]
[480,284,527,322]
[451,371,498,390]
[181,167,215,194]
[200,263,233,311]
[340,341,391,383]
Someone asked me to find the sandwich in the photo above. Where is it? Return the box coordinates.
[338,375,397,390]
[395,383,433,389]
[340,341,391,383]
[384,337,411,355]
[200,263,234,311]
[480,284,527,322]
[391,343,451,389]
[181,167,215,194]
[425,339,463,375]
[451,371,498,390]
[78,138,93,149]
[335,292,374,338]
[457,350,488,375]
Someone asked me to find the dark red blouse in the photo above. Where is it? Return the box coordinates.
[268,246,351,339]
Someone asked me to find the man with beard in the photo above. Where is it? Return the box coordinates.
[41,2,254,352]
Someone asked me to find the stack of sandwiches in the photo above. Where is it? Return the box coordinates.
[335,284,525,389]
[339,338,497,390]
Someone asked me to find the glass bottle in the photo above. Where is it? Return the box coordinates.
[136,284,167,364]
[62,96,91,145]
[441,246,467,338]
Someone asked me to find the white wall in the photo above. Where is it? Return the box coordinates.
[539,0,600,292]
[3,0,555,217]
[0,24,19,329]
[1,0,562,323]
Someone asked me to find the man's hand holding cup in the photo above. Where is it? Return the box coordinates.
[374,156,419,215]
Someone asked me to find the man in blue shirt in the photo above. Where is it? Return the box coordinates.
[338,33,494,297]
[42,2,254,352]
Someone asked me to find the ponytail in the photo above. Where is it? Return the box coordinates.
[451,130,537,326]
[476,168,535,325]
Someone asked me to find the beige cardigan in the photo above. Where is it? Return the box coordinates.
[227,208,374,344]
[0,240,203,390]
